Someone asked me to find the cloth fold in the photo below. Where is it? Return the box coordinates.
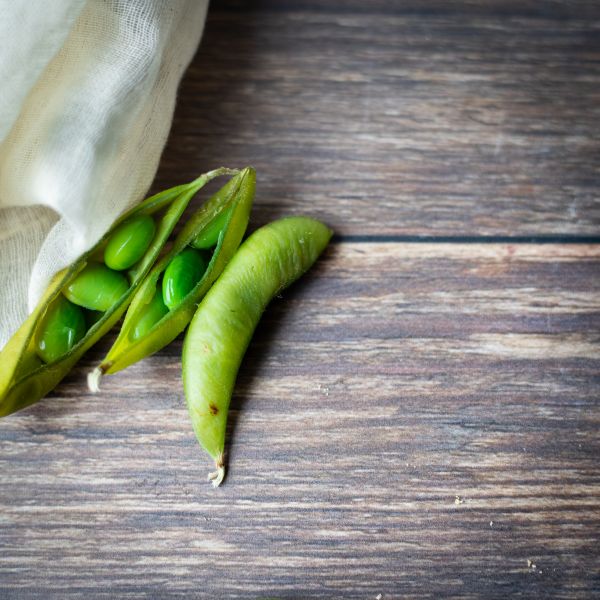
[0,0,209,348]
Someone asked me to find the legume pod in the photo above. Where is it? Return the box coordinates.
[0,167,239,417]
[182,216,332,486]
[89,167,256,386]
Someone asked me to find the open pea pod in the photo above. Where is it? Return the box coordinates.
[0,167,240,417]
[89,166,256,386]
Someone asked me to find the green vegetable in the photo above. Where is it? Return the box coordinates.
[35,296,86,363]
[104,214,156,270]
[64,263,129,311]
[190,208,230,249]
[89,167,256,385]
[131,288,169,341]
[0,167,240,417]
[162,248,209,310]
[182,216,332,486]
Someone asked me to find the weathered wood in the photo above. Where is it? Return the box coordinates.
[154,0,600,236]
[1,242,598,598]
[2,1,600,597]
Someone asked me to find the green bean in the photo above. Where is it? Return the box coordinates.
[90,167,256,386]
[0,167,240,417]
[182,216,332,486]
[190,208,230,249]
[104,214,156,270]
[131,288,169,341]
[35,296,87,363]
[162,248,209,310]
[64,263,129,311]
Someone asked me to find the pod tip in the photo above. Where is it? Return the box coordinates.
[87,367,103,394]
[207,453,225,487]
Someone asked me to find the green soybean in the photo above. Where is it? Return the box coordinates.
[190,208,230,250]
[182,216,332,486]
[35,296,87,363]
[65,263,129,311]
[131,288,169,341]
[95,167,256,380]
[162,248,209,310]
[104,214,156,271]
[0,167,241,418]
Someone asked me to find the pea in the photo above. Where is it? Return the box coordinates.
[35,296,87,363]
[182,216,332,486]
[104,214,156,270]
[162,248,209,310]
[65,263,129,311]
[190,209,230,250]
[131,288,169,341]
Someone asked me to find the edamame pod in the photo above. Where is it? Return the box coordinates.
[104,214,156,270]
[182,216,332,486]
[89,167,256,387]
[35,296,86,363]
[0,167,240,417]
[162,248,209,310]
[65,263,129,311]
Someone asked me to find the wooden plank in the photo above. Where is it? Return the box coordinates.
[153,1,600,236]
[1,242,598,598]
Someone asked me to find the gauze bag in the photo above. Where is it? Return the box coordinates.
[0,0,209,349]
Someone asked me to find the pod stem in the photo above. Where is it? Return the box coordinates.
[87,366,105,393]
[189,167,240,191]
[207,453,225,487]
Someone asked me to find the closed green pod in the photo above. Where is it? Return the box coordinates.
[104,214,156,271]
[162,248,209,310]
[131,288,169,341]
[36,296,87,363]
[182,216,333,486]
[65,263,129,311]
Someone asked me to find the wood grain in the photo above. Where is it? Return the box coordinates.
[153,0,600,236]
[2,1,600,597]
[1,242,599,598]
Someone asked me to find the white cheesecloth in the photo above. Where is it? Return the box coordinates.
[0,0,209,349]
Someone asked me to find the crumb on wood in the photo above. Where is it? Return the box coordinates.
[454,495,464,505]
[317,383,330,396]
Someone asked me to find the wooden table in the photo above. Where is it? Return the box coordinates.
[2,1,599,597]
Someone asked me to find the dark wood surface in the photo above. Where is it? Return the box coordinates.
[156,0,600,237]
[1,2,599,598]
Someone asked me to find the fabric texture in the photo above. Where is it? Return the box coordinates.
[0,0,209,348]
